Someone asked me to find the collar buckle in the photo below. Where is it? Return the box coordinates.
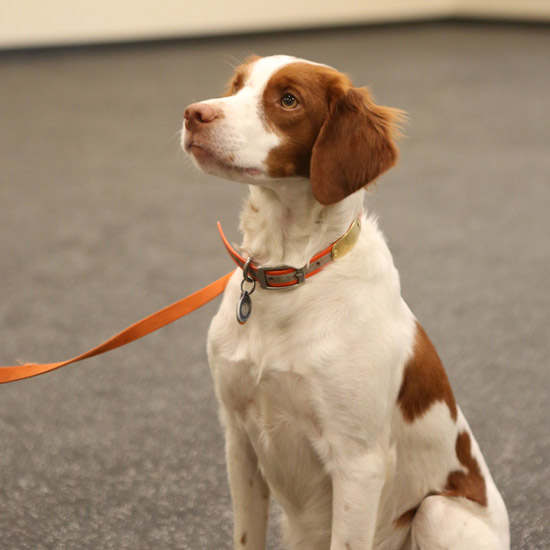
[255,265,306,290]
[294,267,306,285]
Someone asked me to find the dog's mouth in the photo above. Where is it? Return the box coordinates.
[184,139,263,178]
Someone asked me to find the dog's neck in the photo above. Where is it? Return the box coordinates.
[239,179,364,267]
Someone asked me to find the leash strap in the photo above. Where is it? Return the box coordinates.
[0,271,233,385]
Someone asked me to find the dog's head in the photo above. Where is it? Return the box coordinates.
[182,55,402,205]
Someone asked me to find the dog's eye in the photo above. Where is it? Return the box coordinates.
[281,93,298,109]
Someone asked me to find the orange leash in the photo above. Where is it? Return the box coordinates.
[0,271,233,385]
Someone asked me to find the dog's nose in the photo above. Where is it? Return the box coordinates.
[184,102,218,131]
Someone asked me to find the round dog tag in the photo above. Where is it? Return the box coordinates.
[237,291,252,324]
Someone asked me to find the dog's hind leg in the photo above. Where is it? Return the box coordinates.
[411,495,509,550]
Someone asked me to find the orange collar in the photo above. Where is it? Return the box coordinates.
[217,217,361,290]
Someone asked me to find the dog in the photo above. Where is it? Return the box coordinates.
[181,55,510,550]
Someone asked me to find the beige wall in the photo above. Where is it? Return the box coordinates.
[1,0,548,49]
[457,0,550,19]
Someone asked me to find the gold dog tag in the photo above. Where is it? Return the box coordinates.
[331,218,361,260]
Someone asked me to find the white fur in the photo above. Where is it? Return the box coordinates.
[182,56,509,550]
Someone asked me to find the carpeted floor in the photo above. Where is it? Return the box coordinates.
[1,21,548,550]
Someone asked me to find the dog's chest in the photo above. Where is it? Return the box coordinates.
[209,283,326,437]
[241,368,332,506]
[208,268,412,445]
[208,283,340,500]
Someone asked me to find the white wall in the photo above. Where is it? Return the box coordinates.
[0,0,548,49]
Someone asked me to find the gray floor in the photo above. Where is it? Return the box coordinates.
[1,21,549,550]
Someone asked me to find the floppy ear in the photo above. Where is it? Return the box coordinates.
[310,87,403,205]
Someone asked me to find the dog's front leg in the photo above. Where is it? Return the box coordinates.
[329,450,386,550]
[225,422,270,550]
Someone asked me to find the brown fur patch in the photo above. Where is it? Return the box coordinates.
[443,431,488,506]
[394,505,419,528]
[240,531,247,545]
[262,62,351,180]
[398,321,458,423]
[225,55,260,96]
[261,62,403,205]
[309,87,403,205]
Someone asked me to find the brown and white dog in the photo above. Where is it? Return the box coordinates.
[181,55,509,550]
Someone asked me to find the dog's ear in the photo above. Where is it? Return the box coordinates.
[310,87,403,205]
